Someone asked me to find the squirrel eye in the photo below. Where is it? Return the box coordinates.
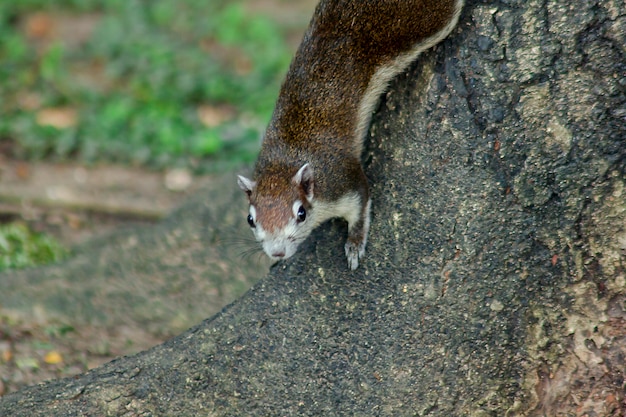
[296,205,306,222]
[247,214,256,228]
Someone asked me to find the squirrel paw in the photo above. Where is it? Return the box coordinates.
[345,239,366,270]
[345,198,371,270]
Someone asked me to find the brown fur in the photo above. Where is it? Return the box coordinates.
[241,0,463,268]
[254,0,461,202]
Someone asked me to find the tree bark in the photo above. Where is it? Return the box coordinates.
[1,0,625,415]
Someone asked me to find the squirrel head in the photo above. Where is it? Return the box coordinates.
[237,163,315,261]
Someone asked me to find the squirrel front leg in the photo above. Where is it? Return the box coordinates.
[345,195,371,270]
[304,159,371,269]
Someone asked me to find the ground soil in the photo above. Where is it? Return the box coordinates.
[0,158,219,396]
[0,0,318,399]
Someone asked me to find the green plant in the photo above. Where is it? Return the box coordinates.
[1,0,294,170]
[0,223,68,270]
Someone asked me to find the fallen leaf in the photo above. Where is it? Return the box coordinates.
[1,348,12,363]
[66,213,83,230]
[24,13,54,40]
[164,168,193,191]
[551,254,558,266]
[197,105,235,127]
[16,357,39,370]
[44,350,63,365]
[36,107,78,129]
[15,162,31,180]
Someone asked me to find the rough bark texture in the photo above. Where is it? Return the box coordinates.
[1,0,625,415]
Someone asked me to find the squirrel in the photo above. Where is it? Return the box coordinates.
[238,0,464,270]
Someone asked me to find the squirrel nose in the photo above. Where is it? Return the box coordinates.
[272,251,286,258]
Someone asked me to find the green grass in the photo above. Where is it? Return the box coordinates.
[0,0,294,170]
[0,223,68,270]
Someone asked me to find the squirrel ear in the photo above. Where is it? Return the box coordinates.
[293,163,314,199]
[237,175,256,197]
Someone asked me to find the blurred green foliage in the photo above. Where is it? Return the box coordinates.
[0,0,293,170]
[0,223,68,270]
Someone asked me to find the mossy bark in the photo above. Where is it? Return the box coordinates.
[1,0,624,415]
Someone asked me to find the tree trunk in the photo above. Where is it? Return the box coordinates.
[1,0,625,415]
